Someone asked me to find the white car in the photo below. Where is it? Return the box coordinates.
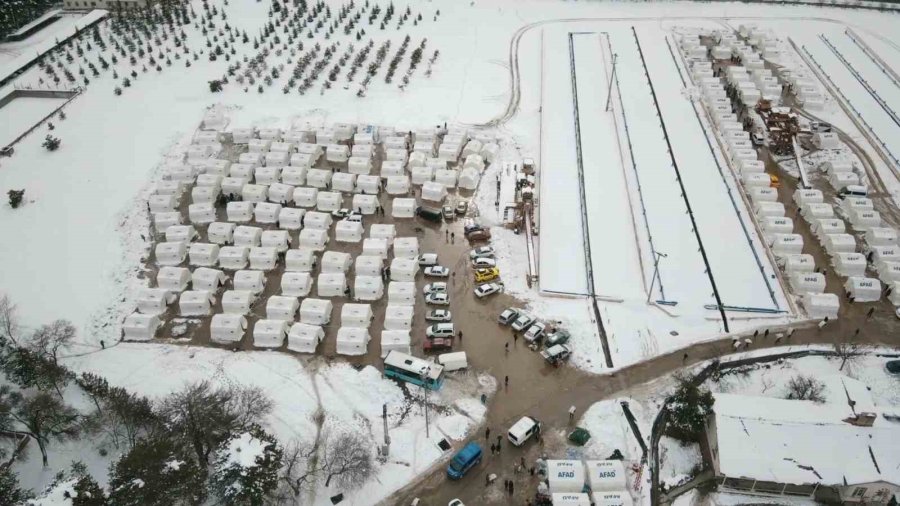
[418,253,439,266]
[474,282,502,298]
[424,265,450,277]
[523,322,546,343]
[449,500,464,506]
[423,282,448,295]
[469,246,495,259]
[471,257,497,268]
[425,292,450,305]
[511,312,535,332]
[426,309,452,322]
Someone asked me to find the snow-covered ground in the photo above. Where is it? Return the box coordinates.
[0,93,67,146]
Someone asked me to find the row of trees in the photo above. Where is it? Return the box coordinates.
[0,0,57,40]
[0,295,375,503]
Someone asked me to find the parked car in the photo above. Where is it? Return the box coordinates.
[446,442,482,479]
[811,120,832,133]
[465,226,491,242]
[474,267,499,282]
[456,201,468,215]
[471,257,497,269]
[751,132,765,146]
[886,360,900,375]
[544,329,571,347]
[442,206,455,220]
[426,323,455,339]
[448,499,465,506]
[469,246,495,259]
[511,312,535,332]
[426,309,452,322]
[418,253,439,266]
[498,308,519,325]
[540,344,573,366]
[332,208,352,218]
[416,206,443,222]
[424,265,450,277]
[423,282,448,295]
[507,416,542,446]
[523,322,546,344]
[474,282,502,298]
[424,337,454,352]
[425,292,450,306]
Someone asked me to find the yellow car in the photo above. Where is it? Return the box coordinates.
[474,267,500,282]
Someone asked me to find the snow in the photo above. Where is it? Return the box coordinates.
[658,436,701,489]
[27,479,78,506]
[0,93,67,146]
[222,432,267,469]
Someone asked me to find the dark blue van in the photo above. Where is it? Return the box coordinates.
[446,441,482,479]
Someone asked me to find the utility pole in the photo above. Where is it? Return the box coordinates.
[646,251,668,303]
[382,403,390,456]
[605,53,619,112]
[423,385,430,438]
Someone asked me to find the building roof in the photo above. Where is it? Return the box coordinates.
[712,389,900,487]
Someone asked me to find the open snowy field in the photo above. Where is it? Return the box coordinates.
[0,93,66,146]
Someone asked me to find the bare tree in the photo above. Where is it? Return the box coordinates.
[29,319,76,366]
[834,341,864,372]
[320,432,374,489]
[0,388,81,467]
[784,375,827,403]
[274,439,319,501]
[0,295,20,347]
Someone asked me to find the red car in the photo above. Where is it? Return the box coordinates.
[423,337,454,352]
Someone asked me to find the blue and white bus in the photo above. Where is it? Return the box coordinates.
[383,351,445,390]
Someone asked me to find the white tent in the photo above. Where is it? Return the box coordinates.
[153,212,181,234]
[812,218,846,239]
[233,269,266,294]
[192,267,228,292]
[743,173,772,189]
[300,298,332,325]
[800,293,840,320]
[784,254,815,275]
[156,242,187,266]
[326,144,350,163]
[841,197,874,215]
[362,237,389,259]
[393,237,419,259]
[551,494,591,506]
[385,176,410,195]
[547,460,585,494]
[281,272,313,297]
[261,230,291,253]
[800,202,834,222]
[317,273,348,297]
[188,203,216,225]
[381,160,405,178]
[165,225,198,244]
[290,152,318,169]
[210,314,248,344]
[222,177,248,198]
[383,136,407,150]
[426,158,448,171]
[793,189,823,206]
[269,141,295,153]
[122,313,161,341]
[392,198,416,218]
[770,233,804,256]
[435,169,459,188]
[251,136,275,149]
[755,201,785,219]
[253,319,288,348]
[370,224,396,244]
[163,165,195,184]
[229,163,255,180]
[388,281,416,306]
[408,151,426,169]
[336,327,371,356]
[458,167,481,190]
[832,252,867,277]
[845,276,882,302]
[748,187,777,203]
[790,272,826,294]
[255,166,282,186]
[299,229,329,251]
[317,191,343,212]
[189,243,220,267]
[761,216,793,235]
[355,255,383,277]
[353,131,375,145]
[286,248,317,272]
[195,173,223,190]
[304,211,333,231]
[296,142,323,156]
[278,208,305,230]
[333,173,357,195]
[352,194,378,215]
[385,148,409,164]
[421,181,446,203]
[438,142,459,160]
[592,492,633,506]
[293,187,318,208]
[464,154,485,171]
[462,140,483,158]
[823,233,857,255]
[335,220,364,243]
[737,159,765,174]
[390,258,419,282]
[820,160,852,175]
[481,142,500,163]
[356,175,381,194]
[334,125,356,142]
[179,290,214,316]
[136,288,176,315]
[585,460,626,492]
[384,304,413,330]
[232,128,256,144]
[265,151,290,167]
[322,251,353,273]
[253,203,282,224]
[149,194,178,213]
[287,323,324,353]
[268,183,295,205]
[208,222,236,245]
[249,247,278,271]
[222,290,254,315]
[267,295,300,321]
[157,267,191,292]
[218,246,250,270]
[411,165,434,185]
[380,330,411,358]
[354,275,384,301]
[870,245,900,264]
[866,227,898,247]
[233,226,263,247]
[877,261,900,283]
[282,166,307,186]
[307,168,333,189]
[227,202,255,223]
[813,132,840,149]
[316,129,336,145]
[850,209,882,231]
[341,303,373,328]
[829,171,860,191]
[238,152,264,166]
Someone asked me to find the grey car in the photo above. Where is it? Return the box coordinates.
[498,308,519,325]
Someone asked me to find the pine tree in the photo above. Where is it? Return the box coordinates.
[211,425,283,505]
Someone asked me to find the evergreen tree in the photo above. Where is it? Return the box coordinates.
[211,424,283,505]
[108,435,207,506]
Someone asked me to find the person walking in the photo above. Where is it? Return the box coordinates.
[568,405,576,423]
[505,342,509,354]
[486,474,491,486]
[504,375,509,389]
[513,333,518,344]
[867,307,875,319]
[458,330,463,342]
[509,480,514,495]
[445,229,449,242]
[485,427,491,440]
[450,232,455,243]
[491,443,496,455]
[682,352,688,363]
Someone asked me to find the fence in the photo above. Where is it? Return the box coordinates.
[0,88,81,149]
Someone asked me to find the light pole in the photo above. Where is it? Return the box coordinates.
[605,53,619,112]
[646,251,667,303]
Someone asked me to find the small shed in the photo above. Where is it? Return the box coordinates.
[800,293,840,320]
[136,288,176,315]
[210,314,248,344]
[278,208,305,231]
[149,194,178,213]
[229,163,255,180]
[254,202,282,224]
[833,252,867,277]
[335,220,364,243]
[380,330,411,358]
[218,246,250,270]
[354,275,384,301]
[287,323,324,353]
[411,166,434,185]
[823,233,857,255]
[179,290,214,316]
[317,191,343,212]
[221,177,248,198]
[189,243,220,268]
[188,203,216,225]
[282,166,307,186]
[384,304,414,330]
[330,173,356,193]
[242,184,268,203]
[812,132,840,149]
[547,460,585,494]
[304,211,333,231]
[790,272,826,294]
[322,251,353,273]
[392,198,416,218]
[421,181,447,203]
[326,144,350,163]
[770,233,804,256]
[306,168,333,189]
[393,237,419,259]
[165,225,198,244]
[458,167,480,190]
[300,298,333,325]
[390,258,419,282]
[317,273,348,298]
[356,175,381,194]
[155,242,187,266]
[293,187,318,208]
[866,227,898,247]
[221,290,255,316]
[281,272,313,297]
[253,319,288,348]
[268,183,295,205]
[286,248,317,272]
[233,269,266,294]
[385,176,410,195]
[850,209,882,231]
[784,254,815,275]
[336,327,371,356]
[233,226,263,247]
[341,303,374,328]
[266,295,300,321]
[249,247,278,271]
[812,218,846,239]
[388,281,416,306]
[385,148,409,164]
[845,277,882,302]
[435,169,459,188]
[261,230,291,253]
[355,256,383,277]
[122,313,161,341]
[351,194,378,215]
[755,201,785,219]
[363,238,390,259]
[463,154,485,172]
[761,216,793,235]
[255,166,282,186]
[192,267,228,292]
[153,212,181,234]
[370,224,397,244]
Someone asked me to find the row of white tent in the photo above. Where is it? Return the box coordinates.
[545,459,630,500]
[818,160,864,193]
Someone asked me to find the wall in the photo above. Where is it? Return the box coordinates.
[839,481,900,504]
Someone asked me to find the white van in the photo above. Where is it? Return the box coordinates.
[426,323,455,339]
[507,416,542,446]
[437,352,468,372]
[838,185,868,199]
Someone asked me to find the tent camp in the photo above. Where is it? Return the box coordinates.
[355,255,383,277]
[850,209,882,231]
[122,313,161,341]
[877,261,900,283]
[363,238,389,259]
[286,248,317,272]
[255,166,282,186]
[800,293,840,320]
[411,166,434,185]
[793,189,824,206]
[157,267,191,293]
[229,163,255,181]
[438,142,460,160]
[845,277,882,302]
[770,233,804,256]
[316,191,343,212]
[464,154,485,171]
[870,245,900,264]
[298,228,329,251]
[293,187,318,208]
[841,197,875,217]
[354,275,384,301]
[823,233,857,255]
[426,157,448,171]
[317,273,348,297]
[268,183,295,205]
[394,237,419,259]
[326,144,350,163]
[232,128,256,144]
[384,304,413,330]
[435,169,459,188]
[218,246,250,270]
[784,254,815,275]
[866,227,898,247]
[208,222,236,245]
[254,202,282,224]
[269,141,295,153]
[179,290,215,316]
[165,225,198,244]
[330,172,356,193]
[790,272,826,294]
[383,136,407,150]
[385,148,409,164]
[278,208,305,230]
[300,298,332,325]
[281,166,307,186]
[336,327,371,356]
[265,151,290,167]
[227,201,255,223]
[392,198,416,218]
[192,267,228,292]
[149,194,178,213]
[156,242,187,266]
[290,152,317,169]
[351,194,378,215]
[233,226,263,247]
[341,303,374,328]
[233,269,266,294]
[186,201,217,224]
[307,168,333,189]
[253,319,288,348]
[755,201,785,219]
[163,165,195,184]
[385,176,410,195]
[153,212,181,234]
[287,323,324,353]
[390,258,419,282]
[547,460,586,494]
[210,314,248,344]
[800,202,834,222]
[221,177,248,198]
[458,167,480,190]
[356,174,381,194]
[188,243,220,267]
[304,211,333,230]
[380,330,411,358]
[408,151,426,169]
[421,181,447,202]
[586,460,627,492]
[761,216,793,235]
[248,247,278,271]
[266,295,300,321]
[812,218,846,239]
[195,173,223,190]
[335,220,364,243]
[221,290,254,315]
[238,152,264,166]
[832,252,867,277]
[136,288,176,315]
[381,160,405,178]
[281,272,313,297]
[748,187,777,203]
[322,251,353,273]
[388,282,416,306]
[260,230,291,253]
[370,224,397,244]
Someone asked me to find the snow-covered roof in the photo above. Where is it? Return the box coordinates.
[712,392,900,487]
